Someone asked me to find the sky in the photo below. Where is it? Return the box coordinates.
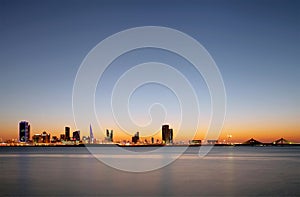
[0,0,299,142]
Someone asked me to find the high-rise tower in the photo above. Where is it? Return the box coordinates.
[73,130,80,141]
[90,124,94,144]
[19,121,30,142]
[162,124,173,144]
[65,127,70,141]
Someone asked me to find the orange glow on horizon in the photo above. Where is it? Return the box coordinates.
[0,120,299,143]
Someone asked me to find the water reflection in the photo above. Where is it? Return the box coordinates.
[0,147,299,196]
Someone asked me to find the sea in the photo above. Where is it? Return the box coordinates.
[0,146,299,196]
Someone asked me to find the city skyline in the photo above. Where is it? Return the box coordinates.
[0,1,299,142]
[2,120,298,144]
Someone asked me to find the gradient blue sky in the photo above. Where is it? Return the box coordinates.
[0,0,299,142]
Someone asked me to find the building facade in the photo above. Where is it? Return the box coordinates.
[162,124,173,144]
[19,121,30,142]
[132,132,140,144]
[73,130,80,141]
[65,126,70,141]
[105,129,113,142]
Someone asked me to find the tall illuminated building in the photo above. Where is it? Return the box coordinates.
[73,130,80,141]
[162,125,169,143]
[89,124,94,144]
[110,130,113,142]
[65,126,70,141]
[162,124,173,144]
[169,128,173,143]
[105,129,113,142]
[19,121,30,142]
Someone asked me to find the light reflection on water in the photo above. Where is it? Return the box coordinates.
[0,146,299,196]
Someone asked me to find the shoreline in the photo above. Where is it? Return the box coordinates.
[0,143,299,147]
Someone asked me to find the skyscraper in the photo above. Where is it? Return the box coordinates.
[65,126,70,141]
[73,130,80,141]
[89,124,94,144]
[19,121,30,142]
[132,132,140,144]
[106,129,109,138]
[162,125,169,143]
[110,130,113,142]
[169,128,173,144]
[162,124,173,144]
[105,129,113,142]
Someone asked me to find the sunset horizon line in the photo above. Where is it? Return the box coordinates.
[1,120,299,143]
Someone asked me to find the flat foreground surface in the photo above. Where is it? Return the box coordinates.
[0,146,299,196]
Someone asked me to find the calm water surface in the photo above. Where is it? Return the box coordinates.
[0,146,299,196]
